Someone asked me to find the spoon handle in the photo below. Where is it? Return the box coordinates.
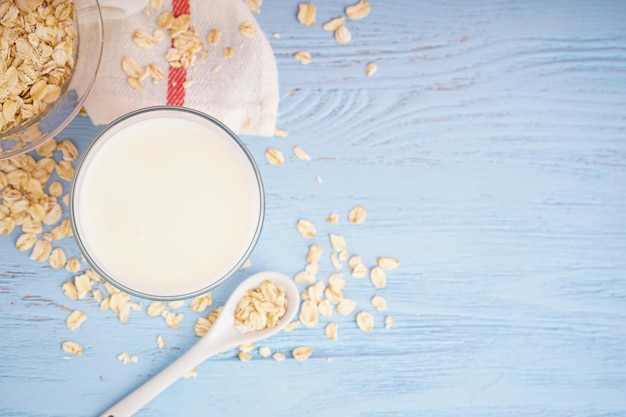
[98,339,223,417]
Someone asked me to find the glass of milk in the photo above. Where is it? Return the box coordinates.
[70,107,264,300]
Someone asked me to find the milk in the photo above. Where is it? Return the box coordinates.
[71,108,263,299]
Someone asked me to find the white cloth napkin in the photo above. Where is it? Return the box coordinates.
[83,0,279,136]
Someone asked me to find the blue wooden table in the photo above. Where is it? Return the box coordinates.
[2,1,626,416]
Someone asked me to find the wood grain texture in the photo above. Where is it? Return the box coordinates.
[1,1,625,416]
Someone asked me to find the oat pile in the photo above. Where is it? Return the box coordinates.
[0,0,76,133]
[234,279,288,333]
[1,138,78,271]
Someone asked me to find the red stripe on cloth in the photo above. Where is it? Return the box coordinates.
[166,0,191,106]
[166,67,186,106]
[172,0,190,16]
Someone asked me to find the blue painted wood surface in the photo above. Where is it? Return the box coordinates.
[2,1,626,416]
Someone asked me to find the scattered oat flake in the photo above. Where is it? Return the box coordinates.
[127,77,143,90]
[183,368,197,378]
[273,32,280,39]
[307,280,325,302]
[328,273,346,289]
[30,239,52,262]
[145,28,163,47]
[335,25,352,45]
[223,47,235,58]
[62,341,83,356]
[346,0,371,19]
[326,212,339,224]
[258,346,271,358]
[370,266,387,288]
[93,290,103,302]
[66,257,80,273]
[66,310,87,330]
[348,205,367,224]
[325,322,338,340]
[292,346,312,361]
[385,316,394,329]
[318,299,333,317]
[377,257,400,270]
[296,219,316,238]
[356,311,374,332]
[148,64,165,83]
[48,181,63,197]
[329,233,347,252]
[242,259,252,269]
[189,293,213,312]
[207,29,222,45]
[168,300,185,310]
[298,300,319,328]
[272,351,286,361]
[348,255,362,270]
[274,128,289,137]
[49,247,66,269]
[239,342,255,353]
[36,139,57,157]
[325,285,343,304]
[336,298,356,316]
[306,244,323,263]
[371,295,388,311]
[293,146,311,160]
[117,352,138,364]
[62,282,78,300]
[57,140,78,162]
[118,303,134,324]
[294,51,312,65]
[246,0,262,13]
[43,203,62,225]
[294,271,315,284]
[296,3,316,26]
[283,320,301,332]
[365,62,378,77]
[265,148,284,165]
[157,11,173,29]
[322,16,345,31]
[239,22,256,38]
[150,0,162,9]
[351,263,368,278]
[330,252,342,271]
[122,56,143,78]
[238,351,252,362]
[15,233,37,251]
[163,311,185,329]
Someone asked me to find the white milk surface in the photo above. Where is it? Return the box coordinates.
[74,114,262,298]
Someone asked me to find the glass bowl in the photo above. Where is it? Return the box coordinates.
[0,0,103,160]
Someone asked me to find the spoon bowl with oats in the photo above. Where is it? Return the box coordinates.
[99,271,300,417]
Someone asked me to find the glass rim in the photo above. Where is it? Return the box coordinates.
[69,106,265,301]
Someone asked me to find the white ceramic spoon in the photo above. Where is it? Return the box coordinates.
[99,271,300,417]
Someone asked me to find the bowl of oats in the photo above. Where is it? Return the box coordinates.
[0,0,103,160]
